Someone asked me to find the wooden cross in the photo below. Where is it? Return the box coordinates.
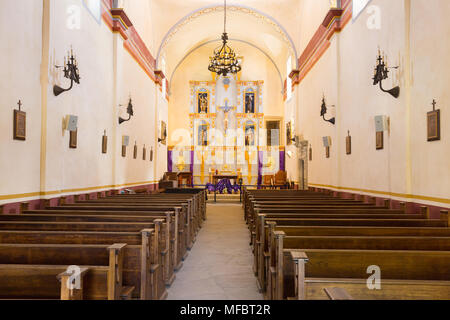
[432,99,437,111]
[17,100,22,111]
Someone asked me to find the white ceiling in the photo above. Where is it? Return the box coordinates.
[152,1,301,81]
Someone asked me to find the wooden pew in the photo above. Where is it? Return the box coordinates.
[47,203,196,253]
[0,222,165,300]
[323,287,354,300]
[0,212,176,280]
[255,215,447,290]
[24,209,185,272]
[0,244,130,300]
[282,248,450,300]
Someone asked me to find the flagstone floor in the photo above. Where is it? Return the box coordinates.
[167,202,263,300]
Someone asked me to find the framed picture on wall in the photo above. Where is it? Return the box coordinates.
[286,121,292,146]
[325,146,330,158]
[13,109,26,141]
[122,146,127,157]
[427,109,440,142]
[346,131,352,155]
[160,121,167,145]
[69,129,78,149]
[376,131,384,150]
[102,132,108,154]
[133,143,138,159]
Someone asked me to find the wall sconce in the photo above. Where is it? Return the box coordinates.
[372,49,400,98]
[320,95,335,125]
[64,115,78,132]
[119,97,134,125]
[54,47,80,96]
[289,135,299,146]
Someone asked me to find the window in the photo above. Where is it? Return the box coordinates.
[353,0,371,21]
[266,121,280,147]
[83,0,101,24]
[286,56,292,102]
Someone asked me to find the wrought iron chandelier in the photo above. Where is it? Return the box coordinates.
[208,0,242,76]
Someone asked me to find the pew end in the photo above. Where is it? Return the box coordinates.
[57,267,90,300]
[324,287,354,300]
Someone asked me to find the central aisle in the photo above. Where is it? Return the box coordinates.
[167,203,263,300]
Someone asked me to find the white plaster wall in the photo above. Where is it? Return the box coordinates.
[0,0,43,200]
[409,0,450,200]
[294,0,450,205]
[0,0,163,203]
[45,0,115,193]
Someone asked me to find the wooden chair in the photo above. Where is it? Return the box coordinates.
[261,175,274,190]
[273,171,288,189]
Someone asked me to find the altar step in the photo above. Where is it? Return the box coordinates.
[207,193,241,203]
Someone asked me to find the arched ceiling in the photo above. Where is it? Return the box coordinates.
[154,2,300,82]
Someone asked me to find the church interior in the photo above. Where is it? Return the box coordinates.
[0,0,449,302]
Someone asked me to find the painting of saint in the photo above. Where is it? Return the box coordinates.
[198,92,209,113]
[198,124,208,146]
[245,92,255,114]
[286,121,292,146]
[245,123,255,146]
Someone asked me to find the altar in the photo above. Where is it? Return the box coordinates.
[168,73,285,188]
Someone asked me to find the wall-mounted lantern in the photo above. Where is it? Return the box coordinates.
[119,97,134,125]
[372,49,400,98]
[54,47,80,96]
[320,95,335,125]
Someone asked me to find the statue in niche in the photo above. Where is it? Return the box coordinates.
[198,92,209,113]
[198,124,208,146]
[245,92,255,114]
[245,123,255,146]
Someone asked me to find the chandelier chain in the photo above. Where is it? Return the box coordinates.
[224,0,227,33]
[208,0,241,76]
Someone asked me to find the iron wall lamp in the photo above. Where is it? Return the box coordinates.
[320,95,336,125]
[119,97,134,125]
[54,47,80,96]
[372,49,400,98]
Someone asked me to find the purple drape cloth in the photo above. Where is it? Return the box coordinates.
[206,180,241,194]
[258,151,263,188]
[168,150,173,172]
[279,150,286,172]
[190,150,194,185]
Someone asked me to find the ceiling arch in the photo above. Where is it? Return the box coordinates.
[168,38,284,94]
[155,4,299,75]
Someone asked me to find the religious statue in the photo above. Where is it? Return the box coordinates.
[198,124,208,146]
[245,124,255,146]
[245,92,255,114]
[198,93,208,113]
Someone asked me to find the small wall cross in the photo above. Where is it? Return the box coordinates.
[17,100,22,111]
[432,99,437,111]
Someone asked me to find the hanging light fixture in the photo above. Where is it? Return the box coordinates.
[208,0,242,76]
